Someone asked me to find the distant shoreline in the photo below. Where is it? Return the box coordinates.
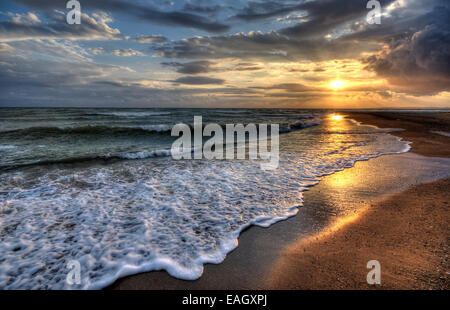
[347,112,450,157]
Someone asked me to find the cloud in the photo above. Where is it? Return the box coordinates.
[9,12,41,25]
[0,40,122,91]
[258,83,318,92]
[362,5,450,95]
[161,60,264,74]
[91,47,105,55]
[0,39,193,107]
[154,30,374,61]
[0,11,121,42]
[133,35,168,44]
[161,60,214,74]
[91,47,144,56]
[172,76,225,85]
[276,13,308,24]
[0,43,14,53]
[14,0,230,33]
[2,0,449,107]
[153,0,449,97]
[183,3,223,14]
[111,49,144,56]
[231,1,305,22]
[233,62,263,71]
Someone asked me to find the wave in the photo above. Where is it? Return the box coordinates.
[212,110,249,114]
[1,125,173,137]
[138,124,173,132]
[118,149,172,159]
[89,112,171,117]
[278,117,321,133]
[289,118,321,130]
[0,149,173,172]
[2,118,321,138]
[0,145,16,150]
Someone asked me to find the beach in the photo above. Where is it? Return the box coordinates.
[110,112,450,290]
[2,0,449,295]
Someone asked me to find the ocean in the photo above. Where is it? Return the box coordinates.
[0,108,411,289]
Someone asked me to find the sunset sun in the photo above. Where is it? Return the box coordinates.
[329,80,345,89]
[331,114,343,120]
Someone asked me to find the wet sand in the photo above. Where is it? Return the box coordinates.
[110,112,450,290]
[267,178,450,289]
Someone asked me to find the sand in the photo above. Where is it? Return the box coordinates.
[110,112,450,290]
[266,178,450,289]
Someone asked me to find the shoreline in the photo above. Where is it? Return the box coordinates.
[346,112,450,157]
[110,112,450,290]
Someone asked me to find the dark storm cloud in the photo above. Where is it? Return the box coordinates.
[161,60,214,74]
[231,0,396,39]
[363,6,450,95]
[154,30,375,61]
[172,76,225,85]
[343,0,450,43]
[232,1,305,22]
[151,0,397,62]
[14,0,230,33]
[161,60,262,74]
[280,0,396,38]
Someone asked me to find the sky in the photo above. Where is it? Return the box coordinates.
[0,0,449,108]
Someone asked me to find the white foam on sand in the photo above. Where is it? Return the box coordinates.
[0,122,412,289]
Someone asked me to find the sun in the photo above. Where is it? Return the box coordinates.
[331,114,343,120]
[329,79,344,89]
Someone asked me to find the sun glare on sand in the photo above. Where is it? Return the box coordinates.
[331,114,343,120]
[329,79,344,89]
